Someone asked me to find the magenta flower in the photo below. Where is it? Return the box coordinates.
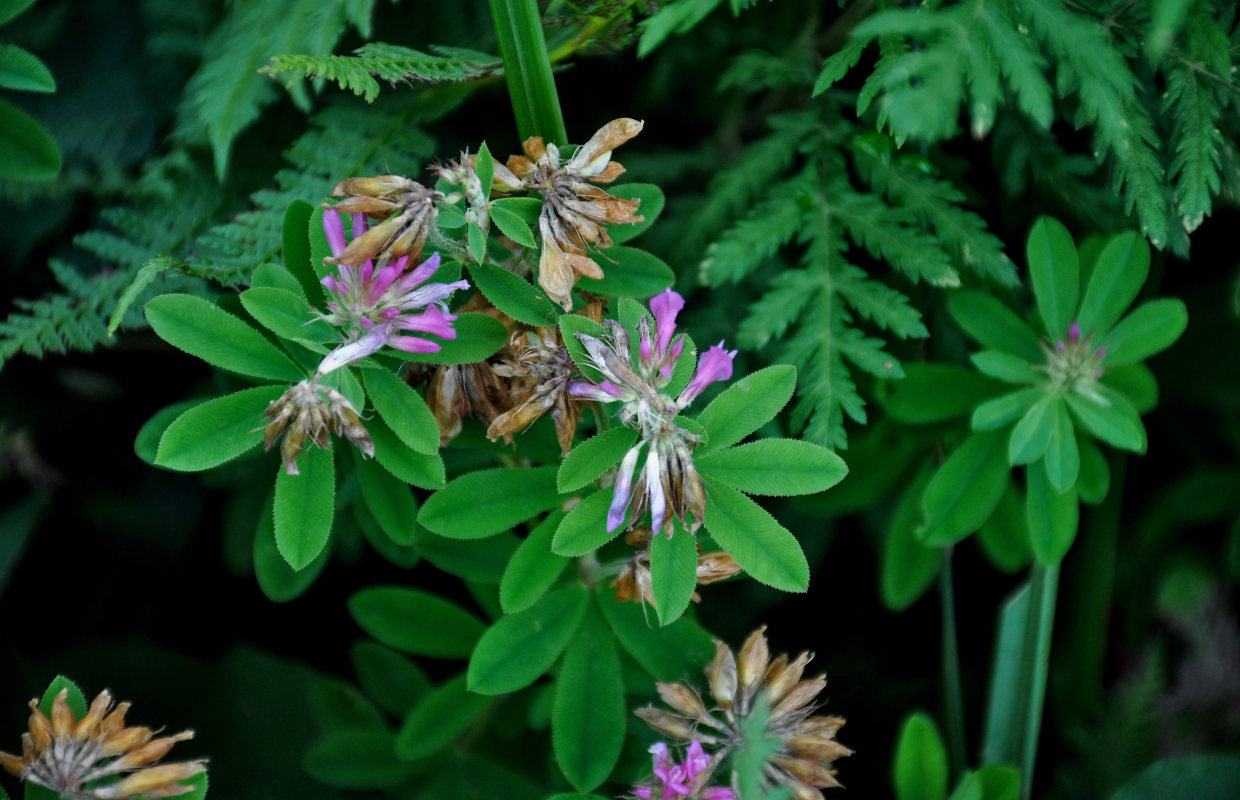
[567,290,734,537]
[315,209,469,376]
[631,740,734,800]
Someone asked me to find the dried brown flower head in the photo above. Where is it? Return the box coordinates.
[0,689,206,799]
[262,380,373,474]
[635,627,851,799]
[614,527,742,609]
[501,118,645,309]
[425,361,513,447]
[327,175,441,266]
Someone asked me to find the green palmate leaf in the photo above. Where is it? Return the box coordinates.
[475,142,495,200]
[552,491,618,556]
[576,246,675,299]
[369,416,445,489]
[155,386,283,471]
[274,444,335,569]
[604,183,665,244]
[401,312,508,365]
[894,713,950,800]
[948,291,1044,363]
[696,438,848,496]
[349,587,485,658]
[413,530,519,585]
[972,388,1043,432]
[351,640,432,717]
[703,480,809,591]
[303,730,421,789]
[420,466,560,539]
[362,368,439,456]
[596,591,715,681]
[468,586,589,694]
[254,491,328,603]
[1026,217,1079,338]
[881,465,940,611]
[239,286,335,345]
[353,450,418,545]
[1026,465,1078,564]
[1095,299,1188,367]
[38,676,87,718]
[650,526,699,625]
[696,365,797,453]
[251,263,305,296]
[971,350,1038,384]
[552,606,625,792]
[500,511,569,613]
[396,674,492,760]
[283,199,321,303]
[1009,394,1057,465]
[977,482,1033,573]
[1064,390,1147,453]
[0,44,54,92]
[0,98,60,180]
[1044,399,1080,492]
[1076,232,1149,336]
[920,431,1008,546]
[1076,436,1110,505]
[145,294,302,382]
[879,364,1004,425]
[468,261,559,326]
[558,428,638,493]
[489,203,536,247]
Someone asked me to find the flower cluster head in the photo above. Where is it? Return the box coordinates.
[631,740,734,800]
[637,627,851,800]
[1041,321,1106,401]
[570,289,736,536]
[493,118,645,310]
[262,380,373,475]
[0,689,206,799]
[317,208,469,376]
[327,175,440,266]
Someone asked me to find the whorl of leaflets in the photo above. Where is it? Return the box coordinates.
[568,289,736,537]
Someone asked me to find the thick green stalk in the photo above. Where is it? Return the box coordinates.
[940,547,967,781]
[1021,563,1060,799]
[489,0,568,145]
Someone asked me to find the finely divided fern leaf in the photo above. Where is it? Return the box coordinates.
[262,43,502,103]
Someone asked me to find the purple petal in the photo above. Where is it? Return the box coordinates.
[394,306,458,339]
[677,341,737,407]
[1068,321,1081,344]
[643,449,666,536]
[352,212,368,237]
[323,209,347,257]
[701,789,735,800]
[607,447,641,532]
[649,289,685,357]
[567,381,620,403]
[321,275,338,293]
[369,264,401,303]
[387,335,442,354]
[631,788,653,799]
[394,252,441,294]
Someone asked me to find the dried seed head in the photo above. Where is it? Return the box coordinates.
[1,689,206,799]
[263,380,373,474]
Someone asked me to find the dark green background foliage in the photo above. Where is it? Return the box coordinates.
[1,0,1240,799]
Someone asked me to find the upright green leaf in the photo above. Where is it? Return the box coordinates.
[1026,465,1078,564]
[349,587,485,658]
[396,674,492,760]
[696,365,797,453]
[369,416,446,489]
[239,287,334,345]
[1064,391,1147,453]
[1026,217,1079,339]
[553,606,625,792]
[894,713,949,800]
[1008,394,1057,466]
[468,586,589,694]
[38,676,87,717]
[552,491,618,556]
[353,450,418,545]
[1094,299,1188,366]
[468,261,559,326]
[156,386,284,472]
[420,466,561,538]
[1044,399,1080,492]
[254,491,329,602]
[696,438,848,496]
[596,591,715,681]
[282,199,321,302]
[362,368,439,456]
[145,294,302,381]
[274,444,335,569]
[948,291,1044,363]
[703,480,809,591]
[1076,232,1149,336]
[0,98,60,180]
[919,431,1008,546]
[558,428,638,493]
[500,511,570,614]
[576,246,675,298]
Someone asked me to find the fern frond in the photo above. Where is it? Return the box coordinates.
[0,263,125,364]
[262,43,502,103]
[718,49,814,94]
[698,168,814,285]
[828,180,960,287]
[176,0,375,177]
[853,139,1017,286]
[834,263,928,339]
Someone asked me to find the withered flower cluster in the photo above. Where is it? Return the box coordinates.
[327,175,441,267]
[492,118,645,309]
[0,689,206,799]
[613,527,742,611]
[637,627,851,800]
[262,380,373,474]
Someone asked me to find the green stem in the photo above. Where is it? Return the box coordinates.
[1021,562,1060,800]
[489,0,568,144]
[940,546,967,781]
